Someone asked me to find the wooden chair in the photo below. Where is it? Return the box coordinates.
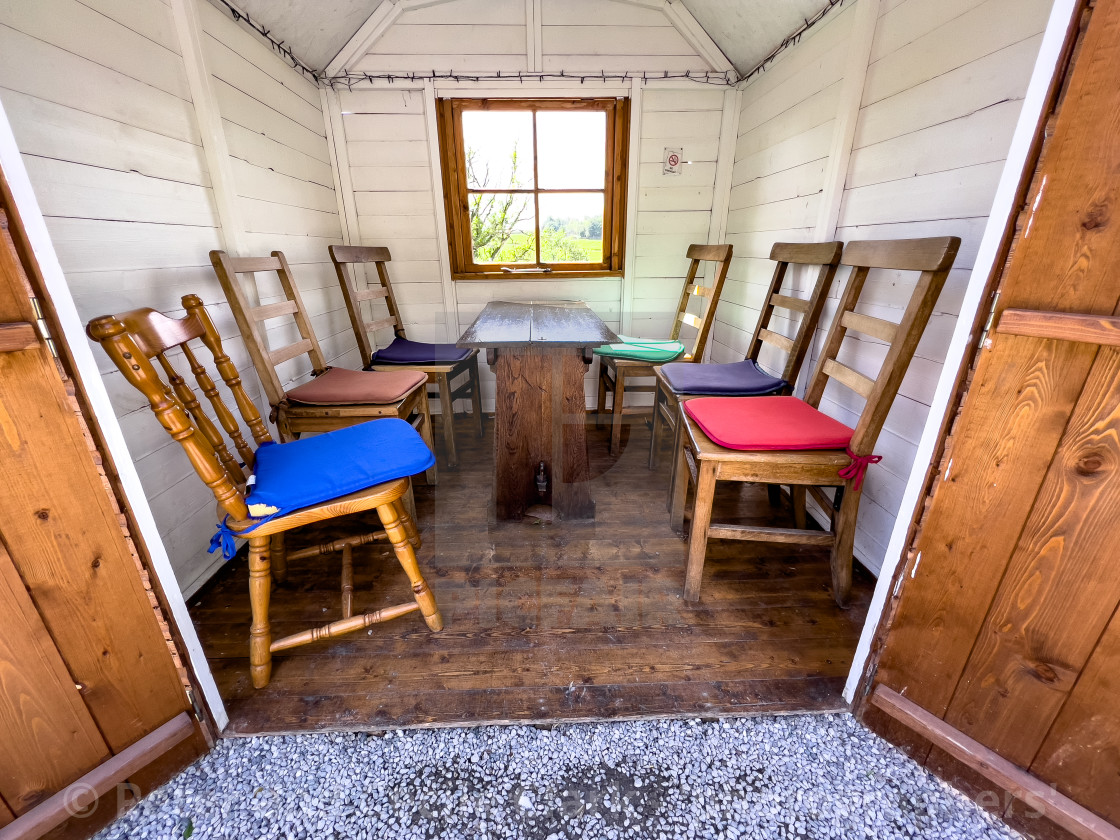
[595,243,732,454]
[87,296,443,689]
[670,237,960,607]
[329,245,483,469]
[649,241,843,471]
[210,250,437,485]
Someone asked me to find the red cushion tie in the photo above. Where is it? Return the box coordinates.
[838,448,882,492]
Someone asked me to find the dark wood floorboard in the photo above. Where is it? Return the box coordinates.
[189,414,875,735]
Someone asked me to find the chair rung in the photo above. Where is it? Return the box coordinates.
[707,524,834,546]
[822,358,875,398]
[842,311,898,343]
[678,312,703,329]
[285,530,388,561]
[770,293,809,313]
[270,601,420,652]
[365,316,397,332]
[759,328,794,353]
[353,287,389,302]
[270,339,312,367]
[251,300,298,322]
[686,284,714,297]
[808,485,837,513]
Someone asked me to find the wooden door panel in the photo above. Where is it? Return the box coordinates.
[0,798,14,828]
[0,219,188,754]
[942,345,1120,764]
[0,541,109,814]
[1031,607,1120,825]
[874,334,1099,712]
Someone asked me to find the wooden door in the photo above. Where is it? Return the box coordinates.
[0,166,209,839]
[860,3,1120,839]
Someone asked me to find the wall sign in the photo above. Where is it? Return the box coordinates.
[663,147,683,175]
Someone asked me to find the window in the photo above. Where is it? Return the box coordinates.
[436,98,630,280]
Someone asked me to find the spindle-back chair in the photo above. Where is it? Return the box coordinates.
[87,296,443,689]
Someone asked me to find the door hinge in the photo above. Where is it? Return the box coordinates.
[185,686,205,723]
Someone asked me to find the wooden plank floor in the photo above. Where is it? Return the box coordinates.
[190,414,875,735]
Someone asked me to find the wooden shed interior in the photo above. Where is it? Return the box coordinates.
[2,0,1119,838]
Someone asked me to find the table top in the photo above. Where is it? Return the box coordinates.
[457,300,619,349]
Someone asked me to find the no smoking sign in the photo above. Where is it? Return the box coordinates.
[663,146,683,175]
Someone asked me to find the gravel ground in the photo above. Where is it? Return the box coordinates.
[94,713,1022,840]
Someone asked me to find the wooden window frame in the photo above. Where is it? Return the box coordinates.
[436,97,630,281]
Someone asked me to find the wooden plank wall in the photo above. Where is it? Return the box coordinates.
[337,1,726,411]
[0,0,344,595]
[721,0,1054,574]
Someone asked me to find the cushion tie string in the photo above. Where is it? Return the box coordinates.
[838,448,882,492]
[209,516,239,560]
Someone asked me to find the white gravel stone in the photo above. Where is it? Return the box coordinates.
[92,713,1024,840]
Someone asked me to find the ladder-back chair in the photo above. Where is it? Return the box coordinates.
[649,241,843,470]
[595,243,732,454]
[87,296,443,689]
[670,237,960,607]
[329,245,482,469]
[210,250,437,485]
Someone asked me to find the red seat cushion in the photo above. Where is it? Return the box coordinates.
[286,367,426,405]
[683,395,853,450]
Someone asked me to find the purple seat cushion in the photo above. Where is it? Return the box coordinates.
[661,359,788,396]
[370,337,472,365]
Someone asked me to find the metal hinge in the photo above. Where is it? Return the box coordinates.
[30,295,59,359]
[977,290,1001,348]
[185,686,205,723]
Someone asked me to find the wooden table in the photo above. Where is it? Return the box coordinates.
[458,300,618,521]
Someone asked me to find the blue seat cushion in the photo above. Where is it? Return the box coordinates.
[371,337,472,365]
[661,359,788,396]
[244,418,434,518]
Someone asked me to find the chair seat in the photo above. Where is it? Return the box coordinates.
[594,335,686,363]
[286,367,426,405]
[371,337,472,365]
[683,395,853,451]
[245,418,435,517]
[662,359,788,396]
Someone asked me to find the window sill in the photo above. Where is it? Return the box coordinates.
[451,270,624,282]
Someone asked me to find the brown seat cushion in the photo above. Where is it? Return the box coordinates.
[286,367,426,405]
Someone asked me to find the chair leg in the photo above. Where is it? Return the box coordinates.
[649,382,664,470]
[247,535,273,689]
[340,543,354,619]
[683,461,718,602]
[610,367,625,454]
[669,437,689,532]
[595,362,607,429]
[437,372,458,469]
[270,533,287,583]
[469,357,484,437]
[666,413,682,512]
[417,389,438,486]
[377,501,443,632]
[829,485,859,608]
[792,486,807,530]
[394,496,422,551]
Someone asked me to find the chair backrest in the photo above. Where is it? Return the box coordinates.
[746,241,843,385]
[209,250,329,409]
[803,236,961,455]
[328,245,406,366]
[668,243,733,361]
[86,296,273,523]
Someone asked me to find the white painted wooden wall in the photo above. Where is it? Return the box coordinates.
[0,0,344,595]
[332,0,730,410]
[720,0,1054,573]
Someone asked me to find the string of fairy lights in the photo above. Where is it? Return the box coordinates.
[208,0,849,90]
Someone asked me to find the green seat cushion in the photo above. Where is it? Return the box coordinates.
[593,335,686,363]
